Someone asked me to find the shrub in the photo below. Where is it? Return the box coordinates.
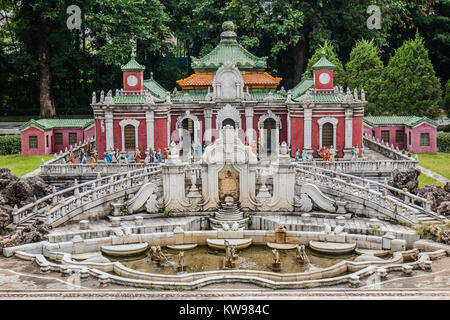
[0,135,21,155]
[437,132,450,152]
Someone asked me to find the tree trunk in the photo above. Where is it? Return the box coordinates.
[292,30,307,85]
[36,18,56,118]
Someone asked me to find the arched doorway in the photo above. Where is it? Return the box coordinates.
[124,124,136,150]
[264,118,276,156]
[180,118,194,156]
[222,118,236,129]
[322,122,333,148]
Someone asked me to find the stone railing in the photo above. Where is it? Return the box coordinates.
[11,166,161,228]
[45,137,96,165]
[40,162,157,176]
[298,159,417,173]
[363,133,416,161]
[295,165,440,225]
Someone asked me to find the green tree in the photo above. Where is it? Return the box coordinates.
[303,40,345,86]
[443,79,450,116]
[379,32,442,118]
[345,40,384,115]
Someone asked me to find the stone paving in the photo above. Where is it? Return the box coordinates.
[418,165,450,184]
[0,255,449,299]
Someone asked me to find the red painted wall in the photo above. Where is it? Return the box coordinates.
[154,118,167,152]
[123,71,144,92]
[408,123,437,153]
[290,116,304,157]
[21,127,45,156]
[352,115,363,156]
[336,118,345,158]
[96,119,106,159]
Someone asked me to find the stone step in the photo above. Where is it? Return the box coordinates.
[215,212,244,221]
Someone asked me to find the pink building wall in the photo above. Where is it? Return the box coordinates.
[21,127,45,157]
[363,122,437,153]
[21,125,95,157]
[406,123,437,153]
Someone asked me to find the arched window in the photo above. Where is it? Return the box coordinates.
[124,124,136,150]
[322,123,333,148]
[222,118,236,129]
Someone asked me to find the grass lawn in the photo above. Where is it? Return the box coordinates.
[0,154,53,177]
[415,152,450,180]
[418,173,445,188]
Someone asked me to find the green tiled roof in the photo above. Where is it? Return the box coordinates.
[291,78,314,99]
[121,53,146,72]
[20,118,94,131]
[112,94,164,104]
[191,21,267,71]
[143,77,167,99]
[296,92,345,103]
[312,50,336,70]
[171,90,209,101]
[170,88,286,101]
[364,116,438,127]
[249,89,286,100]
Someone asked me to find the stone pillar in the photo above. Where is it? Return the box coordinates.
[303,107,313,156]
[105,110,114,151]
[343,107,353,159]
[162,155,188,212]
[245,107,254,145]
[204,108,212,145]
[146,110,155,150]
[271,148,295,212]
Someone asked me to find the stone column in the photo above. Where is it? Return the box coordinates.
[245,107,254,145]
[303,107,313,155]
[344,107,353,159]
[146,109,155,150]
[105,110,114,151]
[204,108,212,145]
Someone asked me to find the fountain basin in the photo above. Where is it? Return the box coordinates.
[206,238,252,250]
[166,244,198,250]
[309,240,356,254]
[266,243,297,250]
[101,243,149,257]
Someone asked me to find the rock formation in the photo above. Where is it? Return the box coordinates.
[0,168,53,238]
[389,168,450,216]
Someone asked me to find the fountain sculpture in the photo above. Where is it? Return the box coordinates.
[271,249,281,272]
[176,251,185,273]
[223,240,239,269]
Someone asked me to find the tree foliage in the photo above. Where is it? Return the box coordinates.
[345,40,384,115]
[0,0,448,118]
[379,33,442,118]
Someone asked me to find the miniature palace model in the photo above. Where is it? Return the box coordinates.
[3,21,449,292]
[91,21,365,160]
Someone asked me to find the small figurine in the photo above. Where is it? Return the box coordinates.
[301,149,307,162]
[135,148,141,163]
[329,145,336,162]
[157,149,162,163]
[79,148,85,164]
[104,149,112,163]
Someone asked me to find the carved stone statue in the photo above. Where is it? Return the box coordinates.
[177,251,185,272]
[296,245,308,263]
[219,170,238,201]
[272,249,280,264]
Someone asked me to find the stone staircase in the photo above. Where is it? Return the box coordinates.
[209,201,249,230]
[416,213,448,224]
